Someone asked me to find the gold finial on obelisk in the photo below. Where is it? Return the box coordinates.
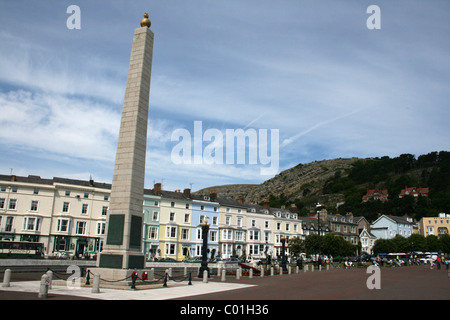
[140,13,151,28]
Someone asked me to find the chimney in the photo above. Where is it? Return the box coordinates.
[210,190,217,202]
[183,188,191,199]
[289,204,298,213]
[263,199,270,210]
[154,183,161,196]
[11,175,16,182]
[237,195,244,204]
[89,179,94,187]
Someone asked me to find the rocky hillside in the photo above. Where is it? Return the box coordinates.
[196,151,450,221]
[195,157,362,208]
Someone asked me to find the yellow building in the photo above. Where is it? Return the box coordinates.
[419,213,450,237]
[158,189,192,261]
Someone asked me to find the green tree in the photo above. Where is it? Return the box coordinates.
[288,237,305,257]
[440,234,450,254]
[373,239,395,255]
[426,235,441,252]
[407,234,427,252]
[304,235,319,256]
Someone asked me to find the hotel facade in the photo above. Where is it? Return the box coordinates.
[0,174,366,262]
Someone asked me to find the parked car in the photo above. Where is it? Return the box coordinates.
[157,257,177,262]
[223,257,242,263]
[186,256,204,262]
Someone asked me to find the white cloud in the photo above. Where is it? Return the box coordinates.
[0,90,121,161]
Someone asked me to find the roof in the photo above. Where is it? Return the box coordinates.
[0,174,111,190]
[399,186,429,197]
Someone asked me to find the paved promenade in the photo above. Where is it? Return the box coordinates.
[1,265,448,300]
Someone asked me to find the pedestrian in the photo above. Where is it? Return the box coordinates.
[436,256,441,270]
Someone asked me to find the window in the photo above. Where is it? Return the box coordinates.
[166,226,177,238]
[57,218,70,232]
[225,216,231,225]
[212,216,218,225]
[30,200,39,212]
[252,219,256,227]
[83,192,89,199]
[33,188,39,195]
[237,217,242,227]
[153,211,159,221]
[148,227,158,240]
[265,220,269,228]
[96,221,106,235]
[171,201,175,208]
[235,231,244,241]
[265,231,270,242]
[104,195,109,201]
[165,243,176,255]
[96,239,104,253]
[23,217,41,231]
[11,187,17,193]
[181,228,189,240]
[184,213,190,223]
[5,217,14,232]
[223,229,233,240]
[197,228,202,240]
[285,223,290,231]
[8,199,17,210]
[222,243,233,256]
[0,198,5,209]
[276,222,281,230]
[62,202,70,213]
[169,212,175,222]
[75,221,87,235]
[186,203,190,209]
[81,204,88,214]
[56,238,67,251]
[249,244,259,255]
[200,205,205,210]
[65,190,71,196]
[249,230,259,241]
[102,206,108,216]
[210,230,217,242]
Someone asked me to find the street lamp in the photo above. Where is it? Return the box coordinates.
[198,218,210,278]
[316,202,322,266]
[280,235,288,272]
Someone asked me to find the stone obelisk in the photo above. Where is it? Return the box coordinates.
[97,13,154,271]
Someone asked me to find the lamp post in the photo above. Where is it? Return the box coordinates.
[198,218,210,278]
[316,202,322,267]
[280,236,288,272]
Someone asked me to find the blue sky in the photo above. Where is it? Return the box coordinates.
[0,1,449,192]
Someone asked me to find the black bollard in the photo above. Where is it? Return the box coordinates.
[163,273,168,287]
[188,272,192,285]
[131,271,137,290]
[85,270,90,285]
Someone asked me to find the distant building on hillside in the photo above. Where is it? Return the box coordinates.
[362,189,389,203]
[399,186,429,199]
